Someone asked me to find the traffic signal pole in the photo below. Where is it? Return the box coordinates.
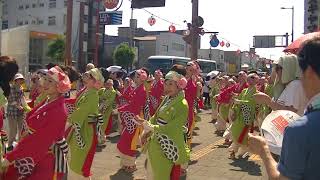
[191,0,199,60]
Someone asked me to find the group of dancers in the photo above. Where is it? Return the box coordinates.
[0,57,204,180]
[0,53,286,180]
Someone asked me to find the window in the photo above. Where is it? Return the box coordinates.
[32,4,36,8]
[2,20,8,29]
[83,33,88,41]
[63,14,67,25]
[39,3,45,7]
[18,5,24,10]
[25,20,29,25]
[49,0,56,8]
[38,20,44,24]
[161,45,168,52]
[25,4,30,9]
[48,16,56,25]
[31,20,36,24]
[64,0,68,7]
[3,4,8,15]
[83,15,88,23]
[17,21,23,26]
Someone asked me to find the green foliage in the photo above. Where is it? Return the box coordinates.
[113,43,135,70]
[46,36,65,63]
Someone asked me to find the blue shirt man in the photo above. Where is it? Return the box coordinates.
[278,104,320,180]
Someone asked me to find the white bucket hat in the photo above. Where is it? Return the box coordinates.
[13,73,25,81]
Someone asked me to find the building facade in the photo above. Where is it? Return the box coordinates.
[1,25,61,74]
[198,49,225,71]
[304,0,320,33]
[1,0,92,72]
[2,0,68,32]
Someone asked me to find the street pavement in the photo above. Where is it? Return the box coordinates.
[91,110,267,180]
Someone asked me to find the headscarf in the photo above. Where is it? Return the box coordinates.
[86,68,105,89]
[165,71,187,89]
[47,66,71,94]
[273,54,300,99]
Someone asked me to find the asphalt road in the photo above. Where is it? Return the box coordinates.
[91,110,267,180]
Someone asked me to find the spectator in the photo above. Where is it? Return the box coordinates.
[7,73,28,151]
[254,54,308,116]
[248,37,320,180]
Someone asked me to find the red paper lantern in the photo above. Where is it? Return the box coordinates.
[148,16,156,26]
[104,0,119,9]
[226,42,231,48]
[220,41,225,47]
[169,25,176,33]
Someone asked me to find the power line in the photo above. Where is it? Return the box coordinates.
[141,9,185,28]
[126,0,241,49]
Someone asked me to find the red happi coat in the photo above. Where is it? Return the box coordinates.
[185,78,197,130]
[117,86,134,107]
[216,85,237,105]
[234,82,249,94]
[148,79,164,116]
[3,96,68,180]
[117,84,147,157]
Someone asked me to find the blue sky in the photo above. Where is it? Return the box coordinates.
[105,0,304,60]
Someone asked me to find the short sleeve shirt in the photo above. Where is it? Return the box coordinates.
[278,111,320,180]
[277,80,308,116]
[7,84,24,119]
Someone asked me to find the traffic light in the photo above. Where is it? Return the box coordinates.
[131,0,165,9]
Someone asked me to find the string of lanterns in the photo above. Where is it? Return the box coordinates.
[142,8,241,51]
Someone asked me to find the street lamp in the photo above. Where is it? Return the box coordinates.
[281,6,294,43]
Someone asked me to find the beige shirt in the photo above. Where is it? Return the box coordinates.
[277,80,308,116]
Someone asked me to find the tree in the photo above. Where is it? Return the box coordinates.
[47,36,65,63]
[113,43,135,70]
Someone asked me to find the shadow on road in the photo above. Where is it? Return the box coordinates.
[191,142,201,149]
[107,135,120,144]
[229,158,262,176]
[192,131,199,136]
[109,169,134,180]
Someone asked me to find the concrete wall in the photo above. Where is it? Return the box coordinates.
[2,0,83,65]
[198,49,225,71]
[137,40,156,66]
[155,33,187,57]
[224,51,241,73]
[1,26,30,74]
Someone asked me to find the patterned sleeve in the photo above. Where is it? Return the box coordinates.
[69,92,98,127]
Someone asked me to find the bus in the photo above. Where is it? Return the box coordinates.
[145,56,217,76]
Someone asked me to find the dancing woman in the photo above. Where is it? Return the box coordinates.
[116,69,148,172]
[2,66,71,180]
[139,68,190,180]
[67,68,104,179]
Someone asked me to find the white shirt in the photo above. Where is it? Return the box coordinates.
[277,80,308,116]
[203,81,210,93]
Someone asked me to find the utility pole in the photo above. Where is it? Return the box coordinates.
[94,0,100,66]
[191,0,199,60]
[78,2,85,72]
[65,0,73,66]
